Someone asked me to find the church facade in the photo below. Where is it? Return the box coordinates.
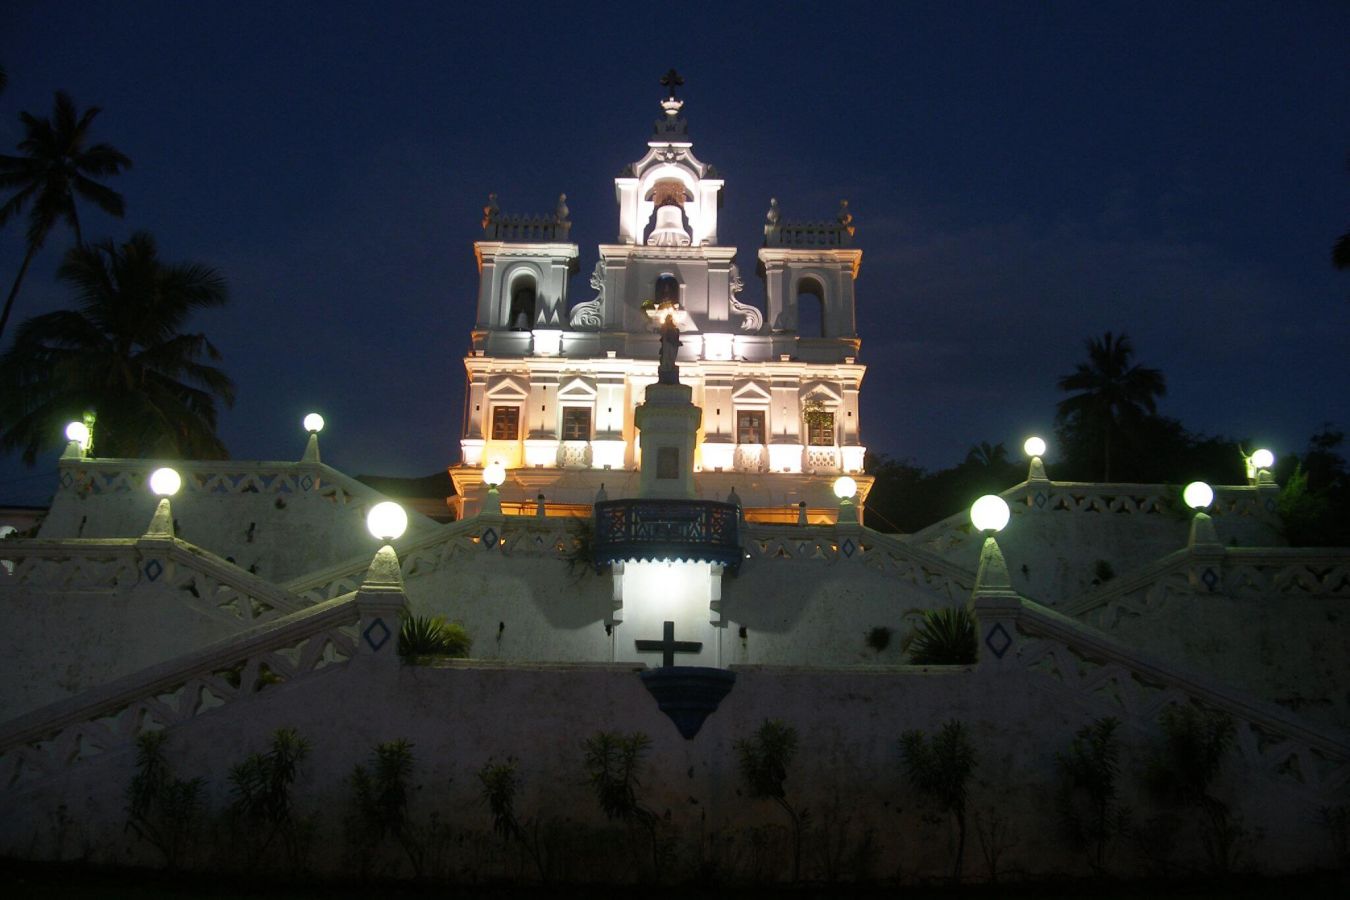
[454,84,868,523]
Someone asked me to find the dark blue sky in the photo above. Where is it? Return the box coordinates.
[2,1,1348,504]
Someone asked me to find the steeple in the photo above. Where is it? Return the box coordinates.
[614,72,724,246]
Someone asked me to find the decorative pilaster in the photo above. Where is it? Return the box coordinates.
[969,537,1022,668]
[356,545,408,664]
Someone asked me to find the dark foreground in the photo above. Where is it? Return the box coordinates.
[3,861,1348,900]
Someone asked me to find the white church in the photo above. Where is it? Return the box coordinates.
[0,78,1347,881]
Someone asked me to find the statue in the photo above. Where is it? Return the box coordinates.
[837,199,854,237]
[766,197,780,226]
[727,263,763,333]
[568,260,605,329]
[482,192,499,230]
[658,314,681,384]
[555,193,570,223]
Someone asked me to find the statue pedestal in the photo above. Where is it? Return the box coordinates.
[635,383,701,499]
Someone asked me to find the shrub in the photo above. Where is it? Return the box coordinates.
[736,719,808,881]
[125,731,205,870]
[1146,703,1249,873]
[901,720,977,881]
[346,739,450,878]
[478,758,547,881]
[399,615,471,659]
[901,608,976,664]
[227,727,313,870]
[583,731,662,879]
[1056,717,1129,874]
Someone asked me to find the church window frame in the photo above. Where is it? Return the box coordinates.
[803,400,836,447]
[561,406,592,441]
[503,268,540,331]
[736,410,765,445]
[491,405,521,440]
[653,272,683,307]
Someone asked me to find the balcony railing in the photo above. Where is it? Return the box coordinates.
[593,499,742,573]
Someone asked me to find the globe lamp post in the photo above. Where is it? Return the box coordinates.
[1183,481,1220,548]
[1023,435,1049,481]
[302,412,325,463]
[833,475,859,524]
[1246,448,1275,485]
[481,460,506,516]
[359,501,409,633]
[146,467,182,537]
[63,421,91,459]
[968,494,1019,661]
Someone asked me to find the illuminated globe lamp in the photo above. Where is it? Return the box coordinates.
[361,501,409,604]
[1183,480,1221,548]
[1023,435,1049,482]
[145,467,182,537]
[969,493,1019,615]
[366,501,408,543]
[833,475,859,524]
[1247,448,1275,485]
[481,460,507,516]
[63,420,91,459]
[301,412,325,463]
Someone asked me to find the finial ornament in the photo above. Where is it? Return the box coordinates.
[837,199,854,237]
[660,68,684,99]
[555,193,569,223]
[766,198,780,225]
[482,193,499,229]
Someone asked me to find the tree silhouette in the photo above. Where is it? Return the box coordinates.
[0,232,234,463]
[1056,332,1166,481]
[0,91,132,342]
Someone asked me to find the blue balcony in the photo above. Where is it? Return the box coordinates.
[593,499,742,574]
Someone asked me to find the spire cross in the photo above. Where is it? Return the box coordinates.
[635,620,702,667]
[660,69,684,99]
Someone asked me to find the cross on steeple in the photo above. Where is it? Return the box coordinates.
[660,69,684,99]
[635,620,702,667]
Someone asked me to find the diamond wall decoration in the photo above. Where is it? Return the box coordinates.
[985,622,1012,659]
[143,559,163,582]
[363,617,391,652]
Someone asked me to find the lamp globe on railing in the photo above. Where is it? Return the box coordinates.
[969,494,1019,611]
[366,501,408,543]
[1247,448,1275,485]
[1182,481,1214,511]
[481,460,507,516]
[1183,480,1221,548]
[970,494,1010,535]
[149,467,182,497]
[833,475,859,524]
[145,467,182,537]
[301,412,325,463]
[62,420,91,459]
[361,501,408,597]
[1023,435,1049,482]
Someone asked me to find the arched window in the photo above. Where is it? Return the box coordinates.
[655,273,680,306]
[508,276,537,331]
[795,277,826,338]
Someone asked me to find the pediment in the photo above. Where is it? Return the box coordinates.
[801,381,843,404]
[485,375,529,400]
[557,376,597,401]
[732,381,772,404]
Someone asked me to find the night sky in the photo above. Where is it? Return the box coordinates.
[2,2,1348,506]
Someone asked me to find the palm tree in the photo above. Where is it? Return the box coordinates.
[1056,331,1166,481]
[0,231,235,463]
[0,91,132,342]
